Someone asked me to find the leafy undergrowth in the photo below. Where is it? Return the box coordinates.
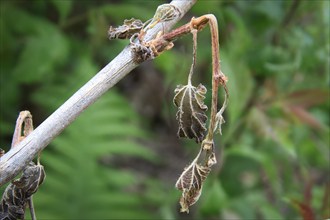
[32,91,161,219]
[28,53,168,219]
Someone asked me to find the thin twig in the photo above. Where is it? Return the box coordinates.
[203,14,221,141]
[28,196,37,220]
[0,0,197,187]
[187,28,198,85]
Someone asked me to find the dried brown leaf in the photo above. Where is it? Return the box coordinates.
[214,84,228,135]
[173,83,208,143]
[175,162,210,192]
[179,187,202,213]
[0,162,46,219]
[108,18,144,40]
[175,143,216,213]
[175,161,211,213]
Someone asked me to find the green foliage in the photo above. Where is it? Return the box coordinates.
[32,89,161,219]
[0,1,174,219]
[1,0,329,220]
[25,37,166,219]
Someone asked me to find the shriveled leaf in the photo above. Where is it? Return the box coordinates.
[175,143,216,213]
[214,85,229,135]
[173,83,208,143]
[13,162,46,197]
[179,187,202,213]
[108,18,144,40]
[175,162,211,192]
[0,162,46,219]
[176,161,211,213]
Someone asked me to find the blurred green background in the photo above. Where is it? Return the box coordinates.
[0,0,329,219]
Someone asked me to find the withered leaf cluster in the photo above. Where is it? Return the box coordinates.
[172,16,228,213]
[175,158,210,212]
[108,4,181,64]
[172,29,215,213]
[0,162,46,220]
[108,4,181,41]
[107,9,228,215]
[108,18,144,40]
[173,76,215,213]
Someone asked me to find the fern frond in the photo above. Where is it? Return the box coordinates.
[29,56,161,218]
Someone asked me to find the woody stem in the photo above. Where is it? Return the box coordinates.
[157,15,223,140]
[192,15,221,141]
